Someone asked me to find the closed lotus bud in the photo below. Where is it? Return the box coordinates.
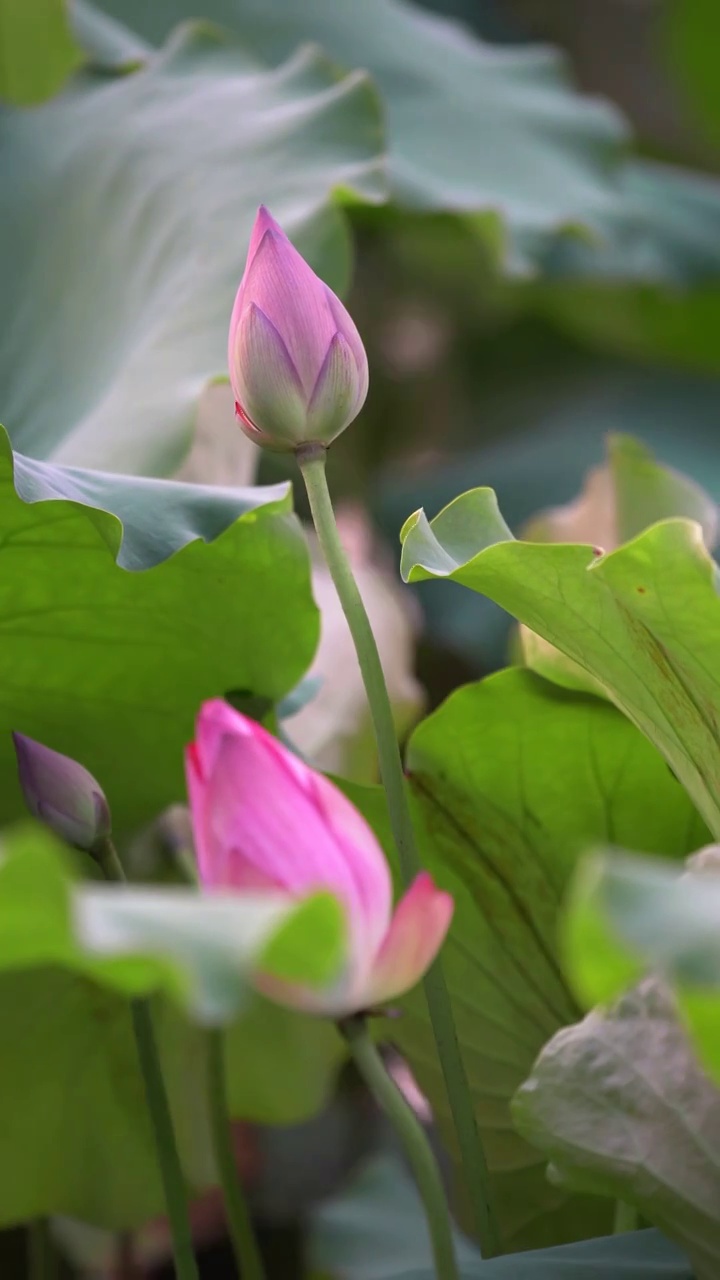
[228,206,369,452]
[12,733,111,851]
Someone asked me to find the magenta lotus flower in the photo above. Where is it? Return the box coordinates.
[185,700,453,1016]
[228,206,369,452]
[12,733,110,851]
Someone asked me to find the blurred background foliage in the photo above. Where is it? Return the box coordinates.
[7,0,720,691]
[3,0,720,1275]
[240,0,720,681]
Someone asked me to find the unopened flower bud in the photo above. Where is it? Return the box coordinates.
[186,700,453,1016]
[12,733,111,851]
[228,206,369,452]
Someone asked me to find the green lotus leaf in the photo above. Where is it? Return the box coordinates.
[0,0,83,104]
[0,823,344,1226]
[401,480,720,836]
[0,425,318,837]
[345,667,706,1250]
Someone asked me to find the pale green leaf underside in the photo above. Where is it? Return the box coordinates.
[0,825,344,1023]
[540,158,720,286]
[514,979,720,1280]
[75,885,345,1022]
[0,20,385,476]
[72,0,150,69]
[7,423,292,570]
[310,1154,487,1277]
[87,0,720,290]
[81,0,628,275]
[311,1154,693,1278]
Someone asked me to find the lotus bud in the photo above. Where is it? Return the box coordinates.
[228,206,369,452]
[12,733,111,852]
[185,699,453,1017]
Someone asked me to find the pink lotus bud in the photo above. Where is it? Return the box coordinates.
[228,207,369,452]
[185,700,453,1016]
[12,733,111,851]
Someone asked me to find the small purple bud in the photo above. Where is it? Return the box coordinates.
[228,206,369,452]
[12,733,111,851]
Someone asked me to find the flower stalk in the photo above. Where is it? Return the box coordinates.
[297,443,500,1256]
[94,837,199,1280]
[205,1028,266,1280]
[613,1200,638,1234]
[27,1221,58,1280]
[340,1016,459,1280]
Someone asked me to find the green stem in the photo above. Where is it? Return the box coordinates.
[28,1221,57,1280]
[94,836,199,1280]
[298,444,500,1257]
[341,1017,459,1280]
[613,1200,637,1234]
[206,1028,266,1280]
